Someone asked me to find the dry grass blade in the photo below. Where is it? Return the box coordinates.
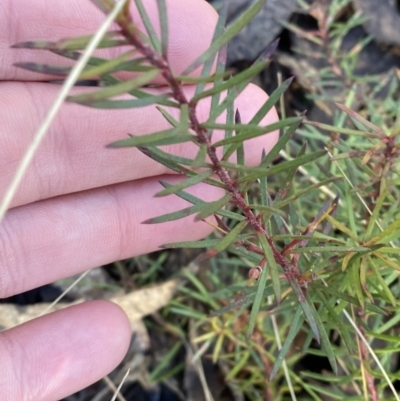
[110,369,130,401]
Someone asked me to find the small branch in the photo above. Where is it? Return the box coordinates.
[116,14,302,280]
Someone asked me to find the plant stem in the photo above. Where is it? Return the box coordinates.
[117,14,301,280]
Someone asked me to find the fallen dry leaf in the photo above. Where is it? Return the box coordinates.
[0,278,180,331]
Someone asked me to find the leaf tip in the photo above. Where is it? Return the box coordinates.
[141,217,155,224]
[259,38,280,61]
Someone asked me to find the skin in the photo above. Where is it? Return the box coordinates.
[0,0,279,400]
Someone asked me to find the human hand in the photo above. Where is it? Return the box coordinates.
[0,0,279,399]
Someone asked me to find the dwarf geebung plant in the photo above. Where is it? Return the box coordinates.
[12,0,400,399]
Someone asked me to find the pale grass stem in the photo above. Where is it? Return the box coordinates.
[38,269,91,317]
[341,302,400,401]
[110,369,130,401]
[0,0,128,223]
[268,296,297,401]
[187,324,215,401]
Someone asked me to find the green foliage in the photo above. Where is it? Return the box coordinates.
[16,0,400,399]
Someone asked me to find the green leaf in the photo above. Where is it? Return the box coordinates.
[270,143,306,206]
[362,187,389,240]
[324,215,360,242]
[108,129,194,148]
[156,106,180,127]
[289,277,320,343]
[285,246,370,254]
[137,148,225,191]
[78,50,135,79]
[138,146,200,169]
[260,117,303,166]
[191,58,269,103]
[158,182,245,221]
[212,220,248,253]
[304,120,382,139]
[68,69,159,103]
[225,149,327,184]
[270,305,303,379]
[315,289,354,353]
[182,0,268,75]
[149,342,182,382]
[176,70,231,84]
[248,204,286,217]
[305,293,338,374]
[367,255,396,307]
[90,0,114,13]
[251,77,294,126]
[191,145,208,168]
[142,203,205,224]
[162,233,253,249]
[246,262,269,337]
[13,62,72,76]
[134,0,162,52]
[214,116,302,147]
[73,93,173,109]
[257,235,281,303]
[195,0,228,96]
[335,103,386,138]
[12,32,128,51]
[195,194,231,220]
[208,79,249,122]
[365,217,400,246]
[157,0,168,56]
[143,194,228,224]
[155,171,213,196]
[311,283,385,314]
[273,177,342,208]
[259,151,268,206]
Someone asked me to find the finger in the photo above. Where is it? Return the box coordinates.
[0,176,224,298]
[0,82,279,208]
[1,0,217,81]
[0,301,131,401]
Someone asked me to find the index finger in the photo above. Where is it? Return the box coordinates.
[0,0,218,80]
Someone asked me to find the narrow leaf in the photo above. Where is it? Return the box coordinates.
[162,233,253,249]
[192,59,269,103]
[195,194,231,220]
[365,217,400,246]
[158,181,245,221]
[260,116,303,166]
[214,117,302,147]
[213,220,248,253]
[289,277,320,343]
[109,130,195,148]
[134,0,162,52]
[157,0,168,57]
[270,305,303,379]
[305,293,338,374]
[251,77,294,126]
[155,171,212,196]
[73,93,172,109]
[143,203,204,224]
[195,0,228,96]
[231,150,327,184]
[183,0,268,75]
[335,103,386,138]
[247,263,269,337]
[68,69,159,103]
[304,120,382,139]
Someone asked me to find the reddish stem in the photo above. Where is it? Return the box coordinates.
[117,16,301,280]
